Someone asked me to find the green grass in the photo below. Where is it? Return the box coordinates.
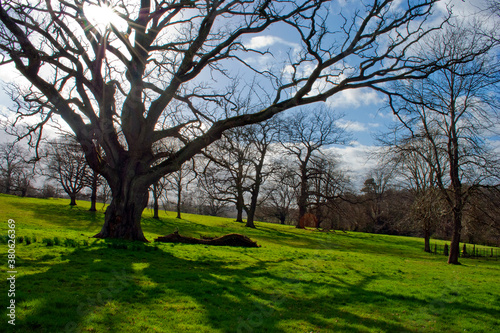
[1,194,499,333]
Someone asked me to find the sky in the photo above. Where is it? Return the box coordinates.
[0,0,497,188]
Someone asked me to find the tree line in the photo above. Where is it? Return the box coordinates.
[2,103,500,250]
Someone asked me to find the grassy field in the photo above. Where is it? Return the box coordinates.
[1,194,499,333]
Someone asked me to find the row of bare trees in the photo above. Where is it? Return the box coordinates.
[151,107,350,228]
[0,137,106,209]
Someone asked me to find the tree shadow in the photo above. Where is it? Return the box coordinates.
[16,202,103,233]
[3,243,499,333]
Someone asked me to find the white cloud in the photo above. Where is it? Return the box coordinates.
[338,120,381,132]
[326,142,380,189]
[327,87,385,109]
[245,35,299,50]
[0,63,23,83]
[342,120,367,132]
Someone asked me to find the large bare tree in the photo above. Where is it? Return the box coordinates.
[0,0,452,241]
[383,22,500,264]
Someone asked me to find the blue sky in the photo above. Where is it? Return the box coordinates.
[0,0,497,186]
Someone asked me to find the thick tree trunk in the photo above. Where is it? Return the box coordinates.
[5,176,11,195]
[94,180,149,242]
[424,226,431,253]
[176,184,182,219]
[236,186,244,222]
[297,164,308,229]
[448,209,462,264]
[152,183,159,219]
[447,110,462,265]
[69,193,77,206]
[424,233,431,253]
[297,201,306,228]
[245,190,258,228]
[89,171,98,212]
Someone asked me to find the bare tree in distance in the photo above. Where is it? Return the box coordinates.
[383,138,446,252]
[260,161,298,225]
[381,21,500,264]
[308,154,351,229]
[0,0,457,241]
[88,169,104,212]
[360,166,395,233]
[166,160,197,219]
[242,120,279,228]
[197,165,232,217]
[202,127,254,223]
[279,107,348,228]
[44,135,90,206]
[0,142,34,196]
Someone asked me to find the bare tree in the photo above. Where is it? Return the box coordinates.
[260,161,298,225]
[308,155,351,229]
[384,22,500,264]
[360,166,395,232]
[166,160,196,219]
[243,120,279,228]
[44,135,90,206]
[202,127,254,223]
[197,165,231,217]
[384,137,446,252]
[149,179,167,219]
[0,142,34,196]
[279,107,348,228]
[88,169,105,212]
[203,118,278,227]
[0,0,453,241]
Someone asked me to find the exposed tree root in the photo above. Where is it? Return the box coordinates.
[154,231,260,247]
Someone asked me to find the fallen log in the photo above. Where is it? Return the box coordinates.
[154,231,260,247]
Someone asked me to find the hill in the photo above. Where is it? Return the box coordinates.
[1,194,499,332]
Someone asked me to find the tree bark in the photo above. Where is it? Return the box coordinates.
[245,190,258,228]
[155,231,259,247]
[4,175,11,195]
[69,194,77,206]
[176,183,182,219]
[153,182,160,219]
[297,162,308,228]
[448,209,462,264]
[424,227,431,253]
[447,112,463,265]
[94,178,149,242]
[235,185,245,222]
[89,171,98,212]
[246,159,265,228]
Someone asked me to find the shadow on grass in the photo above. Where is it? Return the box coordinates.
[17,202,103,233]
[3,244,499,333]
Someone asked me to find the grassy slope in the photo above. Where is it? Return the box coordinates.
[0,194,499,333]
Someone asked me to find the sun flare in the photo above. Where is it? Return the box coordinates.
[83,3,127,33]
